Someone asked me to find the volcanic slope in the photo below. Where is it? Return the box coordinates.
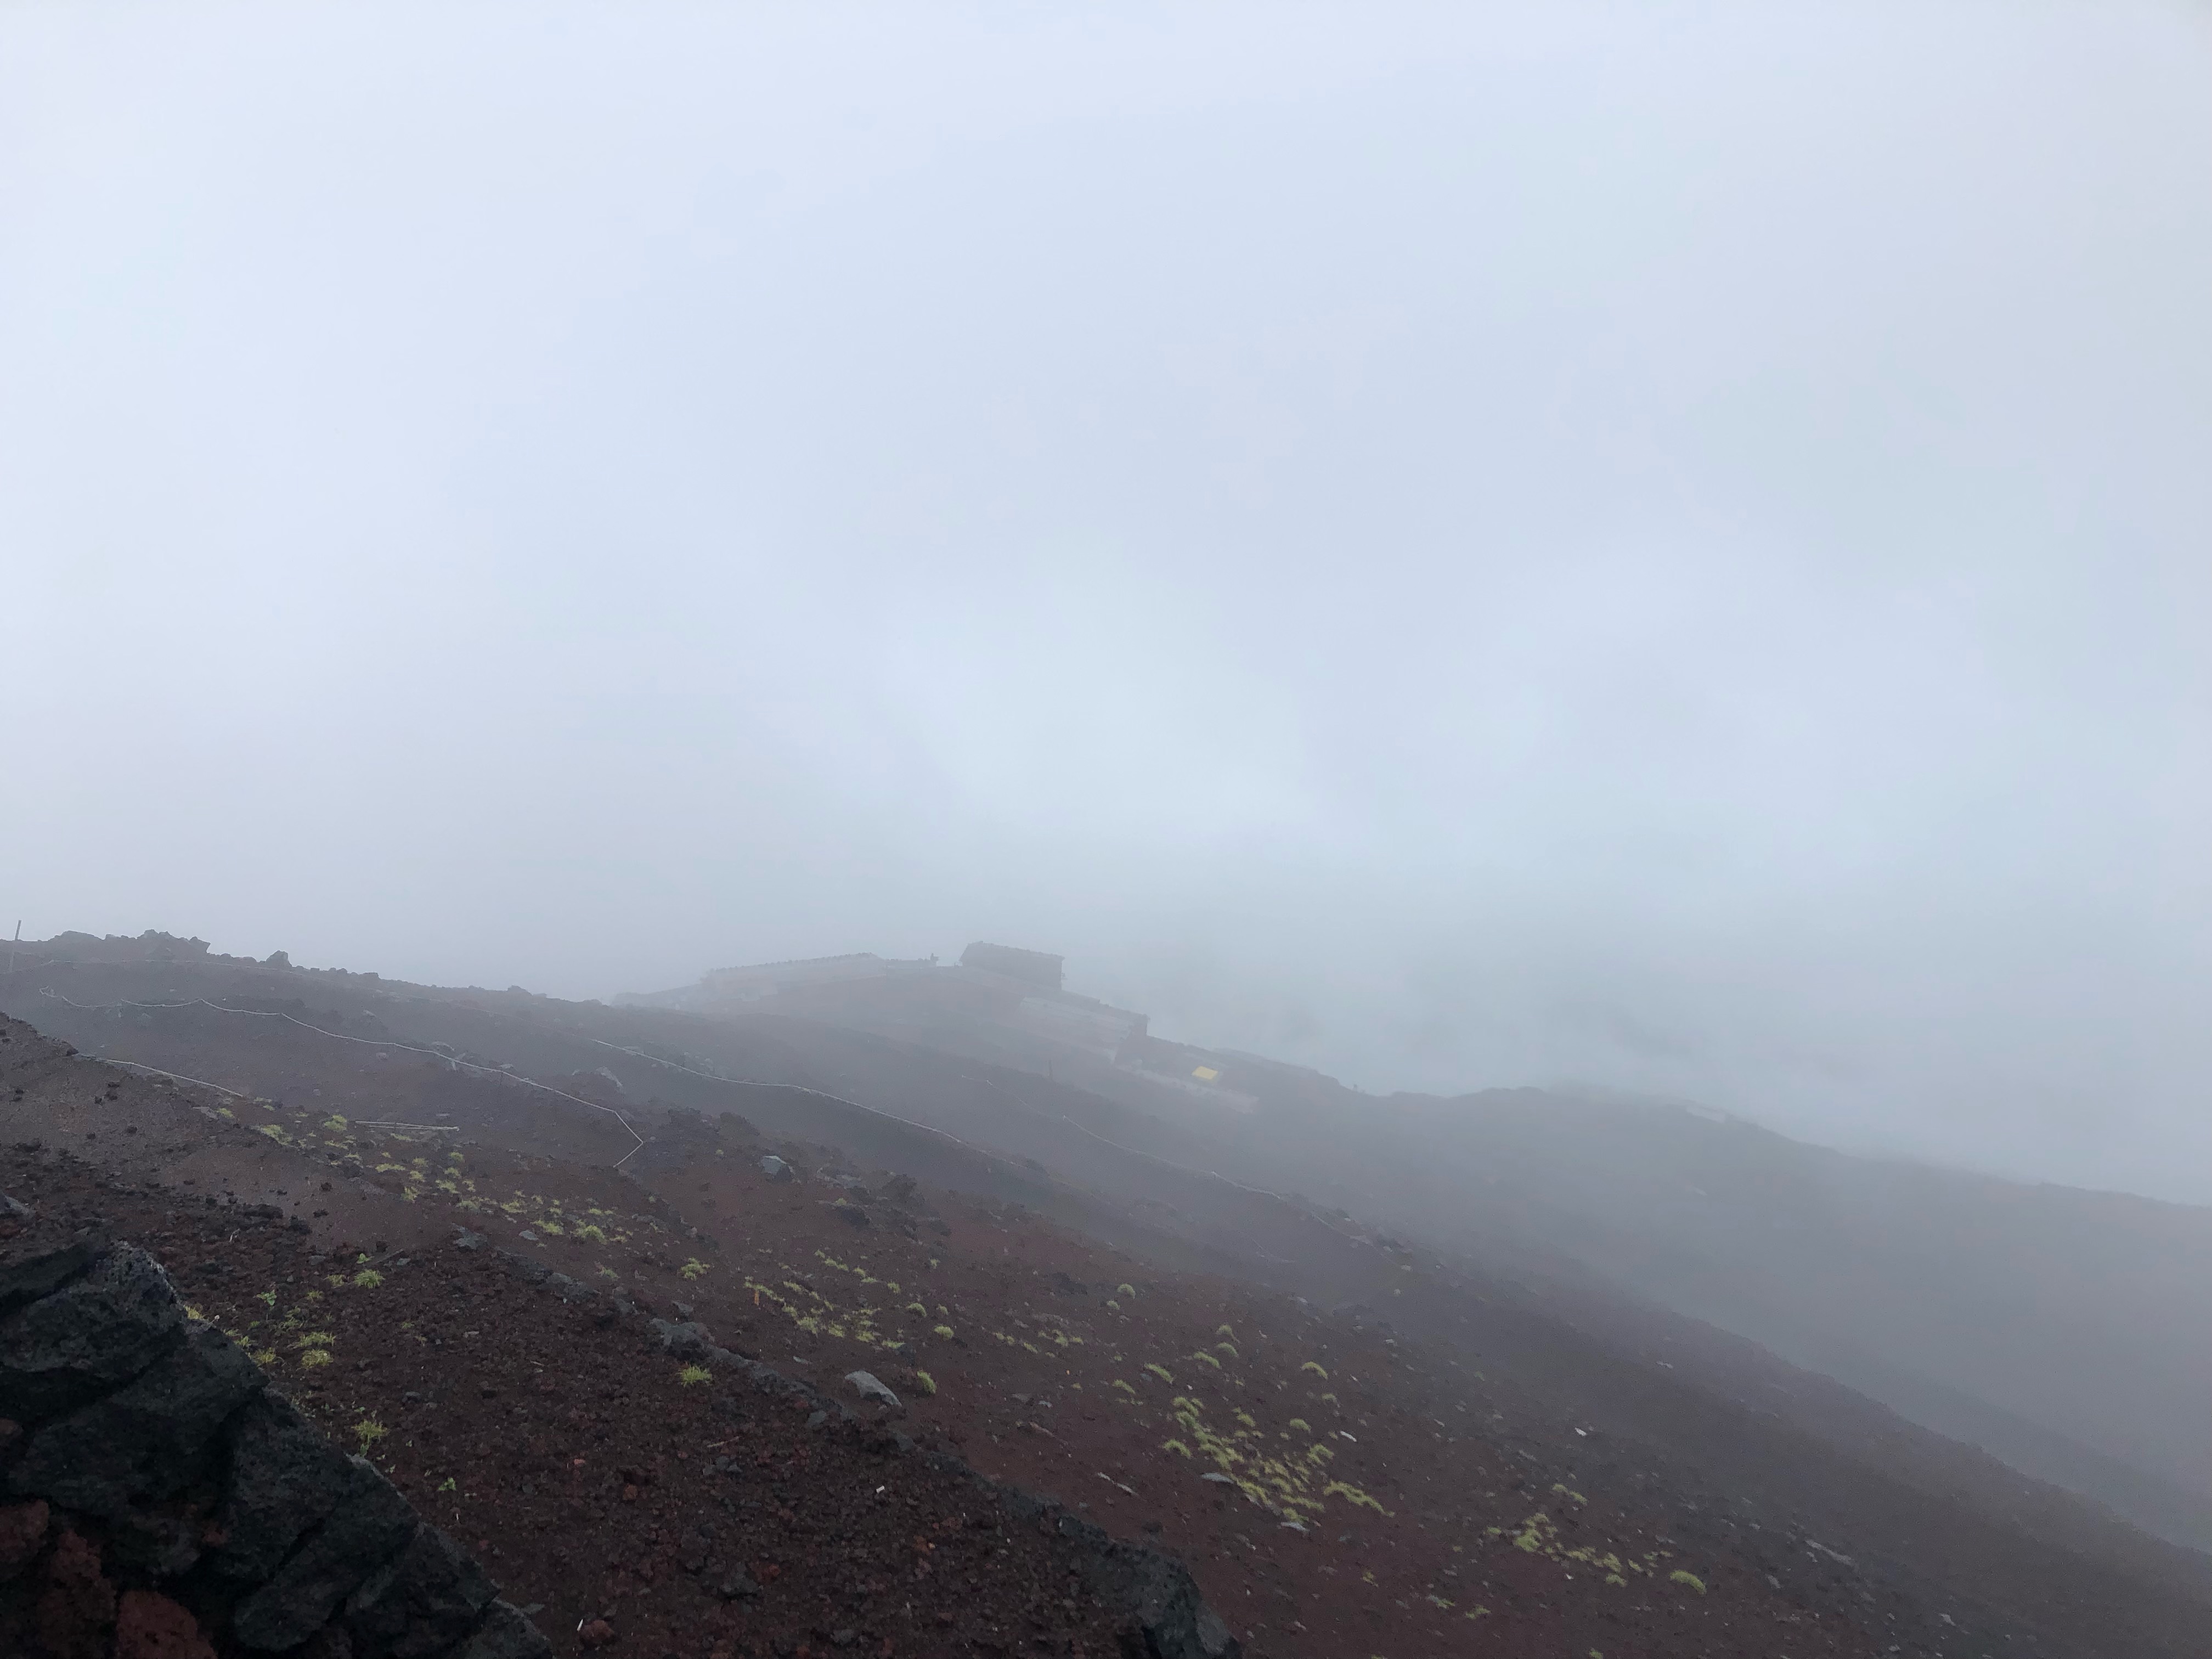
[0,1143,1226,1659]
[7,1016,1871,1659]
[7,941,2212,1659]
[620,945,2212,1558]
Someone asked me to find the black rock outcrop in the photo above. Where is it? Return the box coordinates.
[0,1227,548,1659]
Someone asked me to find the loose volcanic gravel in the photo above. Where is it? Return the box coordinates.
[0,1147,1192,1659]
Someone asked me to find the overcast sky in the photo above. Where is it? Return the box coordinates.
[4,3,2207,1199]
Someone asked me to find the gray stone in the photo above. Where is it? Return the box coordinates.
[1193,1602,1237,1658]
[10,1321,261,1513]
[650,1319,713,1360]
[344,1523,498,1659]
[844,1370,899,1408]
[209,1393,364,1579]
[0,1244,181,1418]
[759,1155,791,1182]
[441,1599,552,1659]
[233,1458,419,1650]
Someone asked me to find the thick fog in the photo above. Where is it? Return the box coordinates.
[3,4,2207,1199]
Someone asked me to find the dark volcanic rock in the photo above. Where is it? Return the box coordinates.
[0,1177,554,1659]
[208,1393,360,1581]
[0,1245,182,1420]
[12,1323,262,1515]
[1048,1509,1239,1659]
[342,1522,498,1659]
[649,1318,713,1359]
[448,1599,554,1659]
[230,1458,419,1650]
[0,1236,99,1316]
[106,1502,207,1580]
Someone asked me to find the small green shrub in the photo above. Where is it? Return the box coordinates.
[676,1364,712,1386]
[913,1370,937,1396]
[353,1418,388,1452]
[352,1269,383,1289]
[1668,1570,1707,1595]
